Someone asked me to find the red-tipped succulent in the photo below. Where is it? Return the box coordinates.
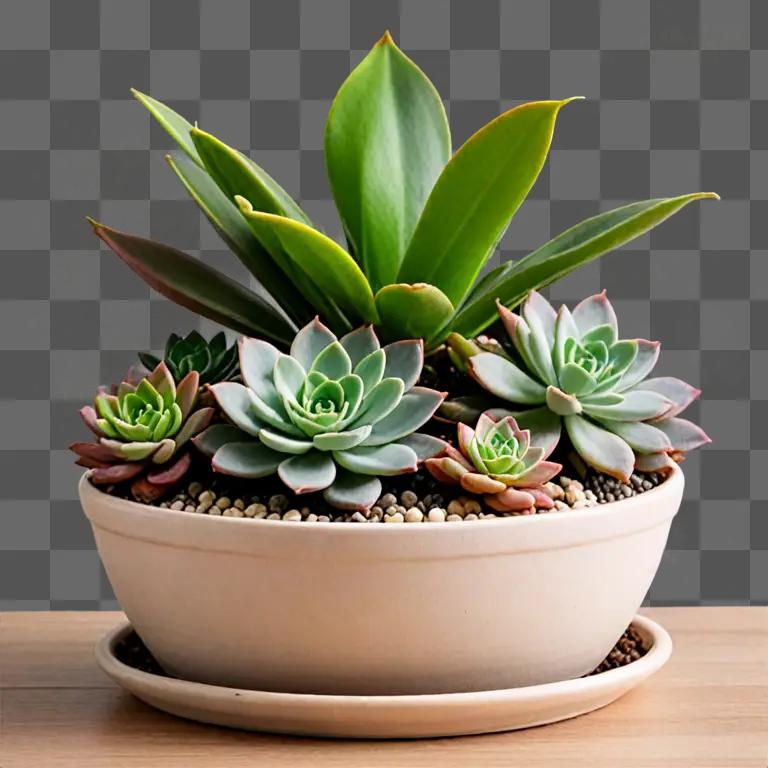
[70,362,215,502]
[426,412,562,512]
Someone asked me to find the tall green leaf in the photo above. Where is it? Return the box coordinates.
[449,192,720,340]
[235,201,379,326]
[166,153,313,326]
[325,32,450,291]
[89,220,297,347]
[398,98,579,305]
[190,127,311,225]
[132,89,201,166]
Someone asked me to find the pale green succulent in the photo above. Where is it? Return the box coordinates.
[449,291,711,481]
[194,318,446,509]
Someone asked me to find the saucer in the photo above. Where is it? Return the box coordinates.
[96,614,671,739]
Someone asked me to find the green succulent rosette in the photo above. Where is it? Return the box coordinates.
[71,362,215,501]
[195,318,447,510]
[449,291,710,482]
[426,413,561,512]
[140,330,238,386]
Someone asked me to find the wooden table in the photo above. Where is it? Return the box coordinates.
[0,608,765,767]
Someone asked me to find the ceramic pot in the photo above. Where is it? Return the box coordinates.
[80,465,683,696]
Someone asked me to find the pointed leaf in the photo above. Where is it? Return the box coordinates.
[166,153,311,325]
[209,382,264,437]
[258,427,314,455]
[235,204,378,325]
[278,451,336,494]
[90,222,295,346]
[362,387,446,446]
[382,339,423,391]
[374,283,454,344]
[468,353,547,404]
[340,325,379,366]
[564,414,634,482]
[655,417,711,452]
[582,389,672,422]
[132,90,201,165]
[637,376,701,419]
[193,424,254,457]
[313,425,372,451]
[323,470,382,511]
[451,192,719,339]
[397,433,447,462]
[398,98,578,305]
[334,443,418,476]
[212,441,283,478]
[596,419,672,454]
[190,127,310,225]
[325,33,450,290]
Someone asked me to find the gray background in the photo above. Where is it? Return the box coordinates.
[0,0,762,608]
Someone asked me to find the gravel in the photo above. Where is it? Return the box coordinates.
[152,467,667,524]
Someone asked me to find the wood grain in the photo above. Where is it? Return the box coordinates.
[0,608,766,767]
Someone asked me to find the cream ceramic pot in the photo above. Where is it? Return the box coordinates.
[80,466,683,696]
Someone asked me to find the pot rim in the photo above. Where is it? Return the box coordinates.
[79,462,683,537]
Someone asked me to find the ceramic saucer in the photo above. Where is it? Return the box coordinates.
[96,614,671,739]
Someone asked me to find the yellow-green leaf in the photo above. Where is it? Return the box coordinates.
[166,153,313,326]
[398,98,579,305]
[374,283,453,343]
[132,89,201,166]
[191,127,310,225]
[325,32,450,291]
[235,200,378,326]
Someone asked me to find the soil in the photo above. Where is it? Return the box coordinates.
[114,624,648,684]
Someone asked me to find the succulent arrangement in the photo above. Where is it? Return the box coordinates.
[72,33,715,516]
[447,291,711,482]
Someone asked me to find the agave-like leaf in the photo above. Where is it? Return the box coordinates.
[90,221,296,346]
[166,153,312,326]
[449,193,720,340]
[132,89,202,165]
[398,98,579,306]
[236,202,378,327]
[325,32,450,290]
[655,417,711,452]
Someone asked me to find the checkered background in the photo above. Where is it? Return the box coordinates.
[0,0,763,608]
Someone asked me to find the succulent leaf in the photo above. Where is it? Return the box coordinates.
[564,414,635,482]
[278,452,336,494]
[322,470,382,511]
[212,441,283,478]
[334,443,418,476]
[469,353,547,404]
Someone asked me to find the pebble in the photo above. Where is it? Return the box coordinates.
[404,507,423,523]
[158,468,663,525]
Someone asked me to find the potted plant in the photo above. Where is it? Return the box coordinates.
[75,33,715,697]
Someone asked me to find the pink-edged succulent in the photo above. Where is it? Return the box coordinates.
[426,412,562,512]
[448,290,710,482]
[70,362,215,502]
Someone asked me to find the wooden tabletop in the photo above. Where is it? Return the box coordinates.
[0,608,765,767]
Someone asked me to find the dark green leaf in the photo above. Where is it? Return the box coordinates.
[166,153,312,326]
[89,220,296,347]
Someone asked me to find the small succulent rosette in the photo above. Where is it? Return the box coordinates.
[194,318,447,510]
[452,290,710,482]
[140,330,238,387]
[71,362,215,502]
[426,413,561,512]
